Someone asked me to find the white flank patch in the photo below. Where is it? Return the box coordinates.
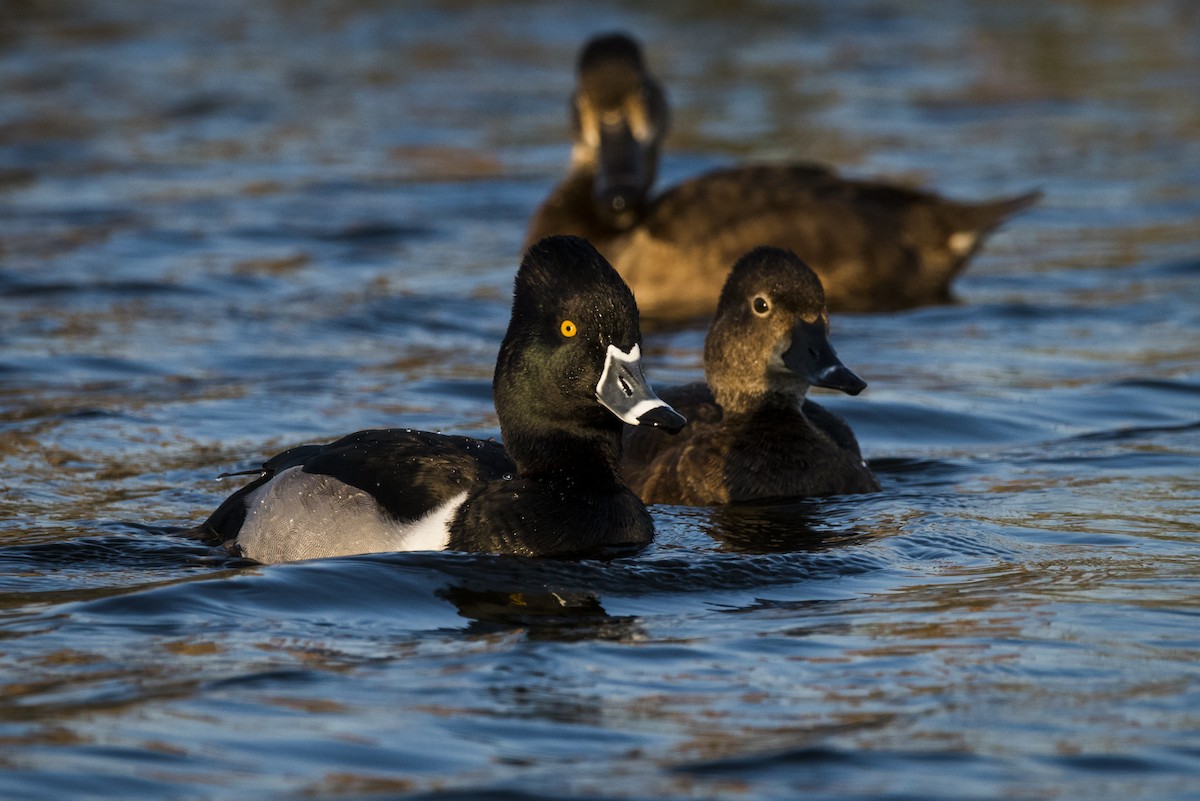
[403,491,467,552]
[236,466,466,564]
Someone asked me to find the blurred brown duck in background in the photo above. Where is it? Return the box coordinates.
[621,246,879,506]
[525,32,1042,324]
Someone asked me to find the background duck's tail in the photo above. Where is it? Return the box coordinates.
[968,188,1042,233]
[946,189,1043,259]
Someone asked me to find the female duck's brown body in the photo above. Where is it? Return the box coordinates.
[526,33,1041,324]
[621,247,879,506]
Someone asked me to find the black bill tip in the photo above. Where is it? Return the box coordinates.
[636,403,687,434]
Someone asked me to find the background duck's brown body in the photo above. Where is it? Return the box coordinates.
[526,33,1041,325]
[527,162,1041,324]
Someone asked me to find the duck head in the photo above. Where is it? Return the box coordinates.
[570,33,668,230]
[495,236,685,470]
[705,247,867,411]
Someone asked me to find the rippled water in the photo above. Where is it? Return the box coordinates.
[2,1,1199,799]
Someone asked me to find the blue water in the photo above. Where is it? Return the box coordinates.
[2,1,1199,799]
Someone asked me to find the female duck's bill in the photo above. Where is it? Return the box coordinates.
[184,235,685,564]
[525,31,1042,323]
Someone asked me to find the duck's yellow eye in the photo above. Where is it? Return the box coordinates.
[560,319,578,338]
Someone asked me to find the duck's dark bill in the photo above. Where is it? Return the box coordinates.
[782,321,868,396]
[634,403,687,434]
[596,343,687,433]
[593,121,650,227]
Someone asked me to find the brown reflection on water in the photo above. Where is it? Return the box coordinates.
[0,651,202,727]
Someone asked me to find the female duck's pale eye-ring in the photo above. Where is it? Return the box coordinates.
[752,297,770,316]
[561,319,578,337]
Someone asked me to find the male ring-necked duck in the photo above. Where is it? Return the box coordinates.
[621,246,879,505]
[525,32,1041,324]
[186,235,686,563]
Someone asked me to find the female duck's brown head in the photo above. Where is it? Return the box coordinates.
[705,246,867,413]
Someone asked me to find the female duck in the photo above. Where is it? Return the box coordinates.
[189,236,686,563]
[621,246,879,505]
[526,32,1041,323]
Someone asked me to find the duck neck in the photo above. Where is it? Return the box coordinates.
[452,418,650,558]
[715,386,807,420]
[503,417,626,489]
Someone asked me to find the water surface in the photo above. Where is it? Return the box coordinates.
[2,1,1199,799]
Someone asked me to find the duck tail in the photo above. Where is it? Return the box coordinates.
[944,189,1042,260]
[981,188,1043,224]
[966,189,1043,234]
